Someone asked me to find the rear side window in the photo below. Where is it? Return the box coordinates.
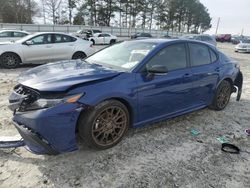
[147,43,187,71]
[0,31,12,37]
[189,43,211,66]
[54,34,76,43]
[14,32,27,37]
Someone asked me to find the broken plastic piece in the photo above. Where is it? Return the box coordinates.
[216,136,229,143]
[0,140,25,148]
[191,128,201,136]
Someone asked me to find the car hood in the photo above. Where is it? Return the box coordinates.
[18,60,122,92]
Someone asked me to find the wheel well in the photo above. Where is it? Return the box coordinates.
[111,97,133,126]
[76,97,134,132]
[72,51,87,58]
[0,52,22,63]
[224,78,234,91]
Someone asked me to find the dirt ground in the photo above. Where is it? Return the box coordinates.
[0,43,249,188]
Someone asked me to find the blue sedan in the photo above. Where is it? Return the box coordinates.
[8,39,243,155]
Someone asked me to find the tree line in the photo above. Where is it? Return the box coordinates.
[0,0,212,33]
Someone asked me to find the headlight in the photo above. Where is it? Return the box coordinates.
[26,93,84,110]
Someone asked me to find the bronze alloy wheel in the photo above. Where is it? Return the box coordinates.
[216,81,231,109]
[92,106,127,147]
[210,80,232,110]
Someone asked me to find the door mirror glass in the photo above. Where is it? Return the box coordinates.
[147,65,168,74]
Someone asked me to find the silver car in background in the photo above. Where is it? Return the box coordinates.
[235,39,250,53]
[183,34,217,46]
[0,30,29,42]
[0,32,94,68]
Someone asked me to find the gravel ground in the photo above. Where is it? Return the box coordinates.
[0,43,249,188]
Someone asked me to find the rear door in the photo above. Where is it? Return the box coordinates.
[188,42,220,105]
[103,34,111,44]
[52,34,77,61]
[136,42,194,122]
[96,34,105,44]
[21,34,54,63]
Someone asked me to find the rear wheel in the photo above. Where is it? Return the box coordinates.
[210,80,232,110]
[72,52,87,60]
[78,100,130,149]
[0,52,21,69]
[110,39,116,45]
[90,39,95,45]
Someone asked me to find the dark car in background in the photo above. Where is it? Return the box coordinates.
[182,34,217,46]
[8,39,243,155]
[231,35,245,44]
[131,32,152,39]
[216,34,232,42]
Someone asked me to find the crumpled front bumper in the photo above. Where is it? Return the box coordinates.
[12,103,83,155]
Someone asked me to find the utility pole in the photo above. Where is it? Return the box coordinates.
[215,17,220,35]
[241,28,244,36]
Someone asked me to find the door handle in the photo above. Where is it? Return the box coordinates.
[45,45,53,48]
[183,73,192,78]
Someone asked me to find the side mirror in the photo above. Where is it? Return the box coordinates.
[147,65,168,74]
[25,40,33,45]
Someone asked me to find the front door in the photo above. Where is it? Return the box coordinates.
[21,34,54,63]
[136,43,194,123]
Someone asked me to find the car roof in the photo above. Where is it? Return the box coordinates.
[0,30,29,34]
[130,38,217,48]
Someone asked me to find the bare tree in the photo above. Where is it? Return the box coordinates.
[43,0,62,24]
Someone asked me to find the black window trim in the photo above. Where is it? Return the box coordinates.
[140,41,189,73]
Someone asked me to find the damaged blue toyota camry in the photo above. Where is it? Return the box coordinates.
[8,39,243,155]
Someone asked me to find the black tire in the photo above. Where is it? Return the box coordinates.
[90,39,95,45]
[210,80,232,110]
[78,100,130,149]
[72,52,87,60]
[0,52,21,69]
[110,39,116,45]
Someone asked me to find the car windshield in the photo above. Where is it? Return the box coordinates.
[85,41,157,71]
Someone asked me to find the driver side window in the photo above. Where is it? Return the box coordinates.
[147,43,187,71]
[30,34,53,45]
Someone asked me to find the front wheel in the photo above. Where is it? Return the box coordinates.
[210,80,232,110]
[78,100,130,149]
[0,53,21,69]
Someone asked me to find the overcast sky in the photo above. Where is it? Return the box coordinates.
[200,0,250,35]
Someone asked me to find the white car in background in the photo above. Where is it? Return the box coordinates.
[0,32,94,68]
[235,39,250,53]
[0,30,29,42]
[89,33,117,45]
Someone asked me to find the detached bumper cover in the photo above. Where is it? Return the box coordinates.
[12,103,83,155]
[235,71,243,101]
